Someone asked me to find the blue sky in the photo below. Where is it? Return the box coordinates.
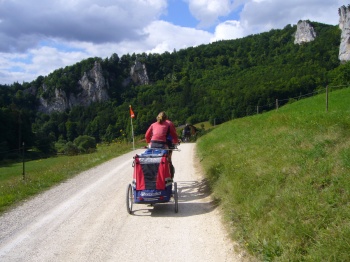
[162,0,199,29]
[0,0,345,85]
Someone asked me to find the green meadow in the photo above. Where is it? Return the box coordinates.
[197,88,350,261]
[0,142,137,213]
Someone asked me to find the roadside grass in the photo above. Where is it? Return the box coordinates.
[193,121,215,130]
[196,88,350,261]
[0,142,141,214]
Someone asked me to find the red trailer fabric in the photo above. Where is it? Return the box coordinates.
[133,154,171,190]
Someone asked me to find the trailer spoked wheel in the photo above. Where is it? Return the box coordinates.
[174,182,178,213]
[126,184,134,214]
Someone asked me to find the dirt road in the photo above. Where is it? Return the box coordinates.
[0,143,245,262]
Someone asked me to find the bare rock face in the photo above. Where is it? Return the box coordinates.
[294,20,316,44]
[339,5,350,62]
[38,87,69,113]
[39,61,109,114]
[76,61,109,107]
[130,60,149,85]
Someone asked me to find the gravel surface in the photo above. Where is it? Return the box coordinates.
[0,143,247,262]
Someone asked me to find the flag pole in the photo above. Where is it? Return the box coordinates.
[130,116,135,150]
[129,105,135,150]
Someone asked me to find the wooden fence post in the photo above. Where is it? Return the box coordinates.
[22,142,25,180]
[326,85,329,112]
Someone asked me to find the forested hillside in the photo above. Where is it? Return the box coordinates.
[1,21,349,159]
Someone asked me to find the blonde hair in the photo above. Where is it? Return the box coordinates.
[156,111,167,123]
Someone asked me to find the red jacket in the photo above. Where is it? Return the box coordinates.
[145,121,179,144]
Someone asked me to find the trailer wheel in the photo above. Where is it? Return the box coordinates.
[174,182,178,213]
[126,184,134,214]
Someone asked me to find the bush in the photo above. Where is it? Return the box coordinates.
[55,139,67,154]
[73,135,96,153]
[64,141,79,156]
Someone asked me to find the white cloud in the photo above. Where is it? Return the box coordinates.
[0,20,214,84]
[186,0,236,28]
[0,0,168,52]
[241,0,341,34]
[0,47,89,84]
[29,46,88,74]
[143,21,212,53]
[211,20,245,42]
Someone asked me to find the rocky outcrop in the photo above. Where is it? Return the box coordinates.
[39,87,69,113]
[130,60,149,85]
[339,5,350,62]
[294,20,316,44]
[38,61,109,114]
[75,62,109,107]
[38,59,150,114]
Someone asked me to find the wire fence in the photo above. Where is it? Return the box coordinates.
[0,148,22,155]
[232,84,350,118]
[0,145,25,159]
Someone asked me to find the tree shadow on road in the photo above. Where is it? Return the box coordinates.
[177,179,209,201]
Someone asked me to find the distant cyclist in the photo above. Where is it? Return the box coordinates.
[182,123,191,142]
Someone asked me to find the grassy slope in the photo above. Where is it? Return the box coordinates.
[196,88,350,261]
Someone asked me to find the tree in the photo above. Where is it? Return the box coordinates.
[66,121,78,142]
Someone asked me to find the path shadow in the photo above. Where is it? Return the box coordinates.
[176,179,210,202]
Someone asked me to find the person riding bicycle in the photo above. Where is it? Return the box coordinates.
[182,123,191,142]
[145,111,178,149]
[145,112,178,178]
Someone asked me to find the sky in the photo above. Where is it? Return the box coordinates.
[0,0,346,85]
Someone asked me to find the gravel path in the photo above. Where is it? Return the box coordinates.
[0,143,246,262]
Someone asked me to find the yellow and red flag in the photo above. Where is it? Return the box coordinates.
[129,105,135,118]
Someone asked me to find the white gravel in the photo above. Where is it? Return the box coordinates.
[0,143,248,262]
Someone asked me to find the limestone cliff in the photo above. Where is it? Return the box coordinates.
[38,61,109,114]
[294,20,316,44]
[75,61,109,107]
[38,87,70,113]
[38,59,150,114]
[339,5,350,62]
[130,60,149,85]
